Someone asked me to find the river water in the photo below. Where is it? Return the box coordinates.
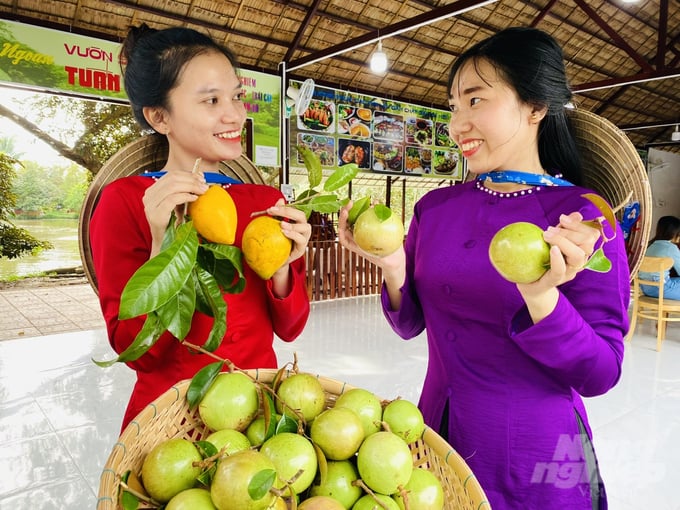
[0,218,82,279]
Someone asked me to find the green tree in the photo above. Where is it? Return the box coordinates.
[0,92,141,175]
[12,161,57,214]
[0,152,51,259]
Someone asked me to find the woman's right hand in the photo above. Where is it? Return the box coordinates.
[142,171,209,256]
[338,201,406,274]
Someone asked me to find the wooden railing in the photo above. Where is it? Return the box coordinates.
[305,240,383,301]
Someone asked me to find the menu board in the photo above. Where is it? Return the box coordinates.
[290,81,464,181]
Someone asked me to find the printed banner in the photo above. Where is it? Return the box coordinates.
[289,81,464,181]
[0,20,282,166]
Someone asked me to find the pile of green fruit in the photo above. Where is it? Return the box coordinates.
[117,367,445,510]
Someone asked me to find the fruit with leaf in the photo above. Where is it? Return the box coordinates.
[347,199,405,257]
[488,193,617,283]
[210,449,279,510]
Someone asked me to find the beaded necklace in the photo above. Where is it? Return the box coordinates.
[475,170,572,198]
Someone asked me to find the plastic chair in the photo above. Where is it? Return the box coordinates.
[628,256,680,351]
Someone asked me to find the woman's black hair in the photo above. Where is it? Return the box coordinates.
[120,24,240,131]
[447,27,583,185]
[650,216,680,243]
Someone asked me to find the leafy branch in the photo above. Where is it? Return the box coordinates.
[93,148,360,367]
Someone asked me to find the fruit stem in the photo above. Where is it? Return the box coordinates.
[119,479,162,507]
[351,479,392,509]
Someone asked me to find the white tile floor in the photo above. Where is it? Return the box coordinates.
[0,295,678,509]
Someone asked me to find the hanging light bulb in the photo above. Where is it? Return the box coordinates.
[672,125,680,142]
[370,40,388,74]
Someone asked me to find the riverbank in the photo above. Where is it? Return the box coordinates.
[0,266,88,290]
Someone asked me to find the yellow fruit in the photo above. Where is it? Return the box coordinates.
[188,185,237,245]
[242,216,292,280]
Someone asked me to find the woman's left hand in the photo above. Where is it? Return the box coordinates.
[518,211,601,321]
[268,199,312,267]
[541,212,601,284]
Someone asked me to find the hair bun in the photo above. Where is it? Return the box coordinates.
[119,23,156,66]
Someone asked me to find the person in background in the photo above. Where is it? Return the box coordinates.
[639,215,680,298]
[339,27,629,509]
[90,24,311,430]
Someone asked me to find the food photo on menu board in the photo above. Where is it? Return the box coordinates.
[297,133,335,167]
[435,122,454,146]
[373,142,403,173]
[297,99,335,133]
[337,104,372,138]
[405,146,432,175]
[405,118,434,145]
[372,111,404,141]
[338,138,371,170]
[432,148,463,179]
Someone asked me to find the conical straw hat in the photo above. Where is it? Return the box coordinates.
[567,108,651,279]
[78,134,267,293]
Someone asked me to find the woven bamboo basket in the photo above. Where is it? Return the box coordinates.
[96,369,490,509]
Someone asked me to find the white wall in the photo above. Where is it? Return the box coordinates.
[648,148,680,230]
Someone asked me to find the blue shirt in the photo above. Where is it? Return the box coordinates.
[639,240,680,282]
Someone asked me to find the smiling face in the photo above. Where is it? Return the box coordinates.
[448,58,545,175]
[144,50,246,172]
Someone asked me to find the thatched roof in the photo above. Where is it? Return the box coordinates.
[0,0,678,154]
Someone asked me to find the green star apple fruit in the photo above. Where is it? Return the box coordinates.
[166,488,217,510]
[353,205,404,257]
[310,407,365,460]
[382,399,425,444]
[260,432,318,494]
[141,438,202,502]
[298,495,345,509]
[205,428,251,456]
[392,467,444,510]
[488,221,550,283]
[353,493,400,510]
[334,387,382,438]
[210,449,277,510]
[199,372,259,432]
[275,372,326,423]
[357,431,413,495]
[309,459,362,508]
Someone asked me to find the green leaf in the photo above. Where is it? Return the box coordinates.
[193,267,228,352]
[347,196,371,225]
[323,164,360,192]
[197,243,246,294]
[262,391,277,442]
[373,204,393,222]
[120,490,139,510]
[195,440,219,459]
[92,312,165,366]
[193,270,215,318]
[119,222,198,319]
[584,247,612,273]
[298,145,322,189]
[296,188,318,202]
[187,360,224,408]
[293,203,314,219]
[156,278,196,340]
[275,414,298,434]
[248,468,277,501]
[306,194,344,214]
